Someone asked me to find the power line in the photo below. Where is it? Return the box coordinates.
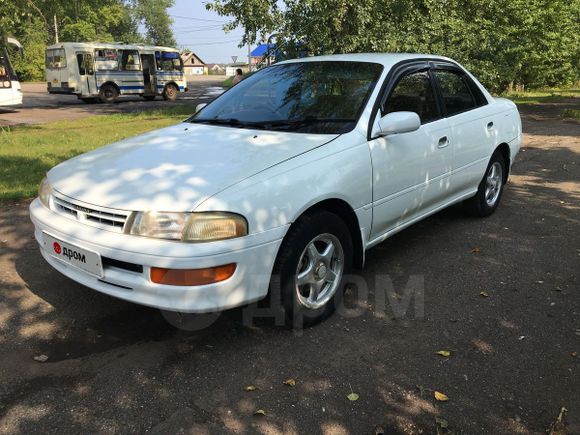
[170,14,228,23]
[180,39,241,46]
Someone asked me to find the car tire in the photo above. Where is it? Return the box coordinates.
[463,150,506,217]
[142,95,156,101]
[270,211,353,328]
[162,84,178,101]
[99,84,118,104]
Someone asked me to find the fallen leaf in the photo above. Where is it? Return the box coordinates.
[470,247,481,253]
[480,291,490,298]
[518,336,526,341]
[33,354,48,363]
[283,378,296,387]
[347,392,359,401]
[571,352,578,358]
[436,350,451,357]
[253,409,266,416]
[434,391,449,402]
[244,385,258,391]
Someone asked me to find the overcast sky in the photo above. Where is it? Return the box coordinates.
[168,0,250,64]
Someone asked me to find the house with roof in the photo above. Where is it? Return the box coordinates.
[180,51,207,76]
[206,63,225,75]
[250,43,277,68]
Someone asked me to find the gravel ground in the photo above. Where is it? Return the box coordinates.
[0,100,578,434]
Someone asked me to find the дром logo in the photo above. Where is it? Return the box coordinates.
[53,242,61,254]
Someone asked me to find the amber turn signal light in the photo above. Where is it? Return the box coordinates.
[150,264,236,286]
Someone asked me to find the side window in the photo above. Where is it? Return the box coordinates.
[95,49,118,71]
[384,71,439,124]
[120,50,141,71]
[434,70,478,116]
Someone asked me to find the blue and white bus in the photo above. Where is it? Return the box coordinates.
[45,42,187,103]
[0,37,23,107]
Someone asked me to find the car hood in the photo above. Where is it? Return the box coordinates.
[48,123,338,212]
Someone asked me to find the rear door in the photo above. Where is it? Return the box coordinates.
[76,52,97,96]
[368,63,453,239]
[431,64,495,196]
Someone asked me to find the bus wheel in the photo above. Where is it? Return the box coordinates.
[99,84,118,104]
[142,95,156,101]
[162,84,178,101]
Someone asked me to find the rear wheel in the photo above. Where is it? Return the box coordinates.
[270,211,353,327]
[162,84,178,101]
[463,150,506,217]
[99,84,118,104]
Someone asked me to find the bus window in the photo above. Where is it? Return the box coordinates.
[46,48,67,69]
[120,50,141,71]
[0,55,9,79]
[95,49,118,71]
[156,51,182,72]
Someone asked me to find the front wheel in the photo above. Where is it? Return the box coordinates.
[463,150,506,217]
[270,211,353,327]
[162,84,178,101]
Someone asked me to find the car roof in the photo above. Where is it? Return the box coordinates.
[278,52,456,68]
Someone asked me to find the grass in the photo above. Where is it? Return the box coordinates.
[562,108,580,120]
[502,87,579,105]
[222,76,235,88]
[0,105,194,200]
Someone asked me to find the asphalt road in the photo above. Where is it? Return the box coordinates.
[0,101,579,434]
[0,76,225,126]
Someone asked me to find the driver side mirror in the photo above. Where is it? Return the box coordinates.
[375,111,421,136]
[195,103,207,113]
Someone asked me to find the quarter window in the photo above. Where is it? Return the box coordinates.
[384,71,439,124]
[434,70,478,116]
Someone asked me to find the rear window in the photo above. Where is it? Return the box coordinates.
[46,48,67,69]
[434,70,481,116]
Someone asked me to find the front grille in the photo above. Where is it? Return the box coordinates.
[52,195,130,232]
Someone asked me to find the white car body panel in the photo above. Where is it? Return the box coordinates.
[0,81,22,106]
[30,53,522,313]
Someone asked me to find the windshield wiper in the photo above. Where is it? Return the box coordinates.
[250,117,356,130]
[190,118,245,126]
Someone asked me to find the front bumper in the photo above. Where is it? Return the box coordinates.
[30,199,286,313]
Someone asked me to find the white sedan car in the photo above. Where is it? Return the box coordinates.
[30,53,521,326]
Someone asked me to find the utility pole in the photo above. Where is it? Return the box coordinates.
[247,44,251,72]
[53,15,59,43]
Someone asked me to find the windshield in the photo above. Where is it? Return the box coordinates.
[190,61,383,134]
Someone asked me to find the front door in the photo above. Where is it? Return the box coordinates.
[368,67,453,239]
[76,52,96,96]
[141,54,156,94]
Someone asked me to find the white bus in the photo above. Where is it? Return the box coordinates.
[45,42,188,103]
[0,37,23,107]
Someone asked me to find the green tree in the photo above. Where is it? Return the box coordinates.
[207,0,580,92]
[132,0,177,46]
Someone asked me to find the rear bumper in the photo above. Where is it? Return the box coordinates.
[30,199,285,313]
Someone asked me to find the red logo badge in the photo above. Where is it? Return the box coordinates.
[53,242,61,254]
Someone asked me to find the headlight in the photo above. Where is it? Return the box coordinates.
[38,177,53,209]
[126,212,248,242]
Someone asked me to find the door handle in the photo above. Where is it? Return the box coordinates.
[437,136,449,148]
[487,121,494,129]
